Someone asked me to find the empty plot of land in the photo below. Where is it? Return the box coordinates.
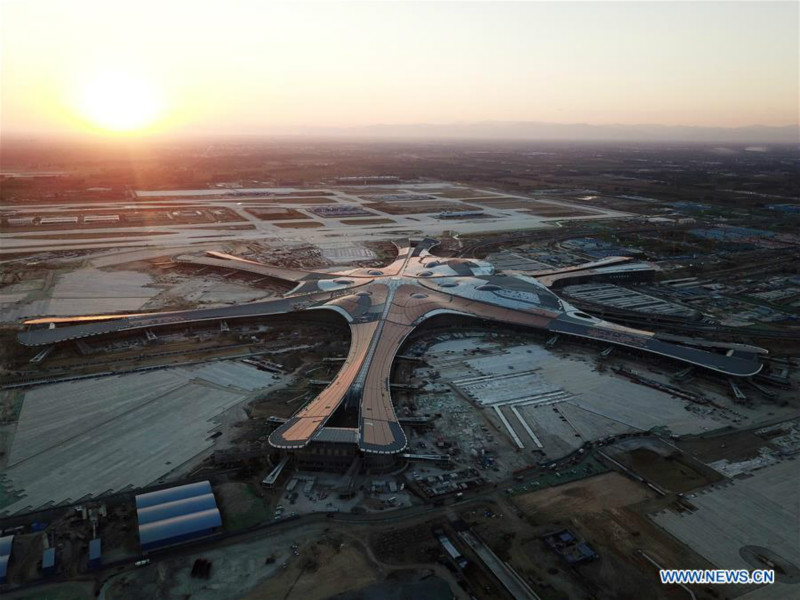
[55,268,155,299]
[86,247,209,268]
[678,431,773,463]
[0,279,43,294]
[606,443,719,493]
[185,361,284,389]
[514,472,654,517]
[148,279,272,307]
[0,291,29,306]
[651,460,799,599]
[1,268,159,321]
[1,362,284,516]
[102,526,380,600]
[0,280,44,310]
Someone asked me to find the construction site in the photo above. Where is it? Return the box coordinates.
[2,0,800,589]
[1,167,799,599]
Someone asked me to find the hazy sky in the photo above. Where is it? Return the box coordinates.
[2,1,798,136]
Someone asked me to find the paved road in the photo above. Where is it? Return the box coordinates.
[458,530,541,600]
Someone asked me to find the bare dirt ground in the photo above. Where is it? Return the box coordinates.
[367,520,490,600]
[512,472,653,517]
[98,525,376,600]
[369,522,442,565]
[469,474,719,600]
[678,430,774,463]
[240,540,379,600]
[97,520,462,600]
[611,447,720,493]
[216,481,270,533]
[567,508,713,600]
[462,499,589,600]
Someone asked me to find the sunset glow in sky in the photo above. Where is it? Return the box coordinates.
[1,1,797,137]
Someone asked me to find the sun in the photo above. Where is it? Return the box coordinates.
[77,71,164,133]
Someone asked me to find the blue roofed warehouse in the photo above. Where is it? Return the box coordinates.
[135,481,221,552]
[135,481,213,509]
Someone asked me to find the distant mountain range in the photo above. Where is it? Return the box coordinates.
[295,121,799,143]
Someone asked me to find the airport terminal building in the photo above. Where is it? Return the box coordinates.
[17,239,766,469]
